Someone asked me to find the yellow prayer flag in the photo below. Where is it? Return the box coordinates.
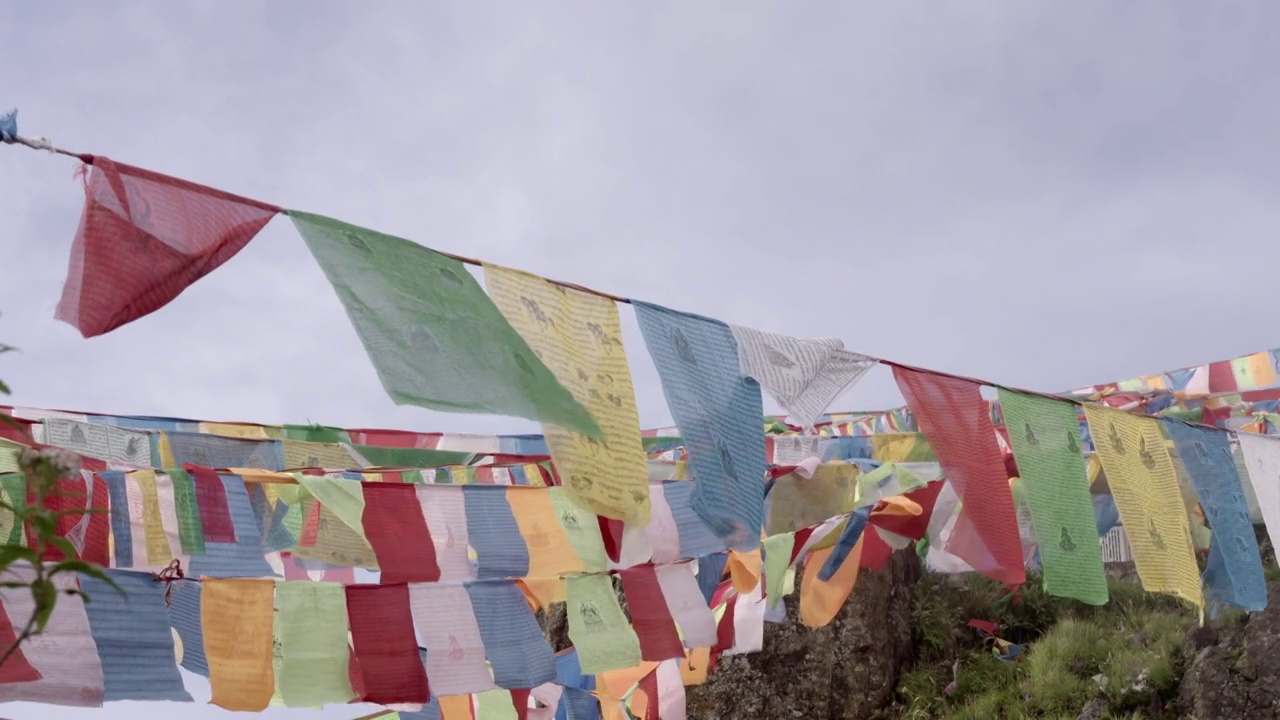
[199,422,271,440]
[508,487,585,579]
[799,540,863,628]
[202,578,276,711]
[1082,406,1202,609]
[131,471,173,567]
[870,433,934,463]
[728,548,762,594]
[679,647,710,686]
[485,265,650,524]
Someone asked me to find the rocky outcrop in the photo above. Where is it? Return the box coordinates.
[685,551,921,720]
[1179,583,1280,719]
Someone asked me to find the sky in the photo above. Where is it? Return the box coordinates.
[1,1,1278,718]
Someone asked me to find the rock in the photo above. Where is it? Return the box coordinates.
[1078,697,1108,720]
[684,549,920,720]
[1178,582,1280,719]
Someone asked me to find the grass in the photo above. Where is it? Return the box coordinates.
[896,569,1209,719]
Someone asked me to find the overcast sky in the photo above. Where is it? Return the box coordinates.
[2,2,1279,718]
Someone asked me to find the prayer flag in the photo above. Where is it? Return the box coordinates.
[56,157,280,337]
[347,583,431,705]
[1238,433,1280,554]
[289,212,599,437]
[275,581,356,707]
[892,367,1024,584]
[203,577,276,711]
[565,574,642,673]
[634,302,767,551]
[619,565,686,661]
[485,265,650,523]
[81,569,191,702]
[362,482,441,583]
[409,583,495,695]
[1163,421,1266,612]
[728,326,874,428]
[466,580,557,688]
[1083,406,1202,608]
[998,390,1108,605]
[0,568,103,707]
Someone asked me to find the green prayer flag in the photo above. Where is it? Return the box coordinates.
[289,211,600,438]
[167,469,206,555]
[763,532,795,610]
[550,488,608,571]
[998,390,1108,605]
[283,424,351,444]
[274,581,355,707]
[0,473,25,546]
[565,574,641,673]
[476,689,520,720]
[351,444,472,469]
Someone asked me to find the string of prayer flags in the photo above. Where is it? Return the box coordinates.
[0,566,104,707]
[892,367,1025,585]
[1237,433,1280,552]
[202,577,277,712]
[1162,421,1266,612]
[566,574,643,673]
[409,583,496,695]
[619,565,687,661]
[273,581,356,707]
[80,569,191,702]
[728,325,875,428]
[362,482,441,583]
[1082,406,1203,609]
[465,580,558,688]
[634,302,767,551]
[997,390,1108,605]
[485,264,651,524]
[346,584,431,705]
[55,157,282,337]
[289,211,600,438]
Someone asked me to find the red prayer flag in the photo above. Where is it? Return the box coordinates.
[345,583,430,705]
[0,597,40,684]
[1207,361,1238,394]
[599,516,625,564]
[892,366,1025,585]
[55,157,281,337]
[25,471,110,566]
[184,465,237,543]
[360,482,440,583]
[619,566,685,662]
[510,687,530,720]
[712,596,736,654]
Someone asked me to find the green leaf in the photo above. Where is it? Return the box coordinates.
[30,579,57,633]
[0,546,38,570]
[48,536,79,561]
[50,561,124,597]
[27,514,55,538]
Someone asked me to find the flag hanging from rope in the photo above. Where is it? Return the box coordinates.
[56,157,280,337]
